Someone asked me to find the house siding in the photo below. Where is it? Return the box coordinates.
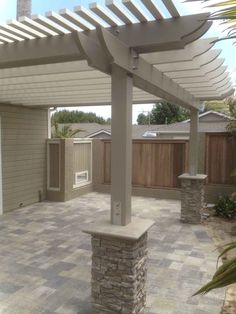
[0,105,48,212]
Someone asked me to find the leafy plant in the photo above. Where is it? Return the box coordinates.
[52,121,83,139]
[137,102,190,125]
[214,195,236,219]
[226,97,236,135]
[194,242,236,295]
[186,0,236,43]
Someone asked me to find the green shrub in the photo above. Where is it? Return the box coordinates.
[214,196,236,219]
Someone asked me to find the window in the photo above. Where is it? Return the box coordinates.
[74,170,89,187]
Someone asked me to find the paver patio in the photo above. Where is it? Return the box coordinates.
[0,192,224,314]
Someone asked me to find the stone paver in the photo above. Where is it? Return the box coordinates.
[0,192,224,313]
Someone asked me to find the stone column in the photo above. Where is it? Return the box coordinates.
[178,174,207,224]
[83,217,154,314]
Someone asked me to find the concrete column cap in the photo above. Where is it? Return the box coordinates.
[82,217,155,241]
[178,173,208,180]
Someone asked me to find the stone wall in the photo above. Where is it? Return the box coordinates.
[91,233,148,314]
[180,175,206,224]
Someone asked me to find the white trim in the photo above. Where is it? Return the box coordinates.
[47,140,61,191]
[73,170,89,188]
[0,117,3,214]
[73,138,93,144]
[87,129,111,138]
[48,108,51,139]
[182,110,232,123]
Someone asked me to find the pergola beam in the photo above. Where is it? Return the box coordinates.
[93,27,198,108]
[108,13,211,53]
[142,38,217,64]
[0,34,84,68]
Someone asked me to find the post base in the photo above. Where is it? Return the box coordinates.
[178,173,207,224]
[83,217,154,314]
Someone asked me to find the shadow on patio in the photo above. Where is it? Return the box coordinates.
[0,192,224,314]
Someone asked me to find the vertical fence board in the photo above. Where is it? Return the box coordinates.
[103,140,188,188]
[205,133,236,185]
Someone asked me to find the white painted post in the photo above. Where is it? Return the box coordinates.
[48,109,51,139]
[111,64,133,226]
[189,108,199,176]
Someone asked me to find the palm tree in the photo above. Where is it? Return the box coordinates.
[16,0,32,19]
[187,1,236,42]
[52,121,84,139]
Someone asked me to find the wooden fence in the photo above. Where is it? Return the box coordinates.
[205,133,236,185]
[103,140,189,188]
[102,133,236,188]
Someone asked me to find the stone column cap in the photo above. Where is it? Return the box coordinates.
[82,217,155,241]
[178,173,207,180]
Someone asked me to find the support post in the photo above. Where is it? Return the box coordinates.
[179,107,207,223]
[82,65,154,314]
[110,64,133,226]
[189,108,199,176]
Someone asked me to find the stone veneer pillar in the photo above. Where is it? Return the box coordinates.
[178,173,207,224]
[83,217,154,314]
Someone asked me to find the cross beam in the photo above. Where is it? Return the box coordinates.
[74,27,199,108]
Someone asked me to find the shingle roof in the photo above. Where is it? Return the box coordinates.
[56,111,230,139]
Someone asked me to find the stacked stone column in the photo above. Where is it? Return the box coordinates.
[83,217,154,314]
[179,174,207,224]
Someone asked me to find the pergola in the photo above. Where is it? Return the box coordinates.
[0,0,233,221]
[0,1,234,312]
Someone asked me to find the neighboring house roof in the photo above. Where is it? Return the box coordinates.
[182,110,232,123]
[56,123,162,139]
[55,123,111,138]
[151,121,229,133]
[55,111,230,140]
[87,129,111,137]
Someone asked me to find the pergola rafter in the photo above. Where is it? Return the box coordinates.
[0,3,232,107]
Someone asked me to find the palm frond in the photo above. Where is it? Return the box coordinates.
[194,263,236,295]
[208,1,236,7]
[186,0,236,41]
[218,242,236,259]
[194,242,236,296]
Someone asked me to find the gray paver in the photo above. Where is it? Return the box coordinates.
[0,192,224,313]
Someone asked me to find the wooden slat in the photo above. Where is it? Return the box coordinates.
[103,139,188,188]
[205,133,236,185]
[141,0,164,20]
[123,0,148,22]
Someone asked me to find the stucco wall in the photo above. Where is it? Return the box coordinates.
[0,105,48,212]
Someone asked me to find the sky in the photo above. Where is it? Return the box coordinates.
[0,0,235,123]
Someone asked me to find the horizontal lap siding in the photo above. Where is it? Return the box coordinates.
[0,105,48,212]
[103,140,187,188]
[206,133,236,185]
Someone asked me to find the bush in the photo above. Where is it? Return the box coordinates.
[214,196,236,219]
